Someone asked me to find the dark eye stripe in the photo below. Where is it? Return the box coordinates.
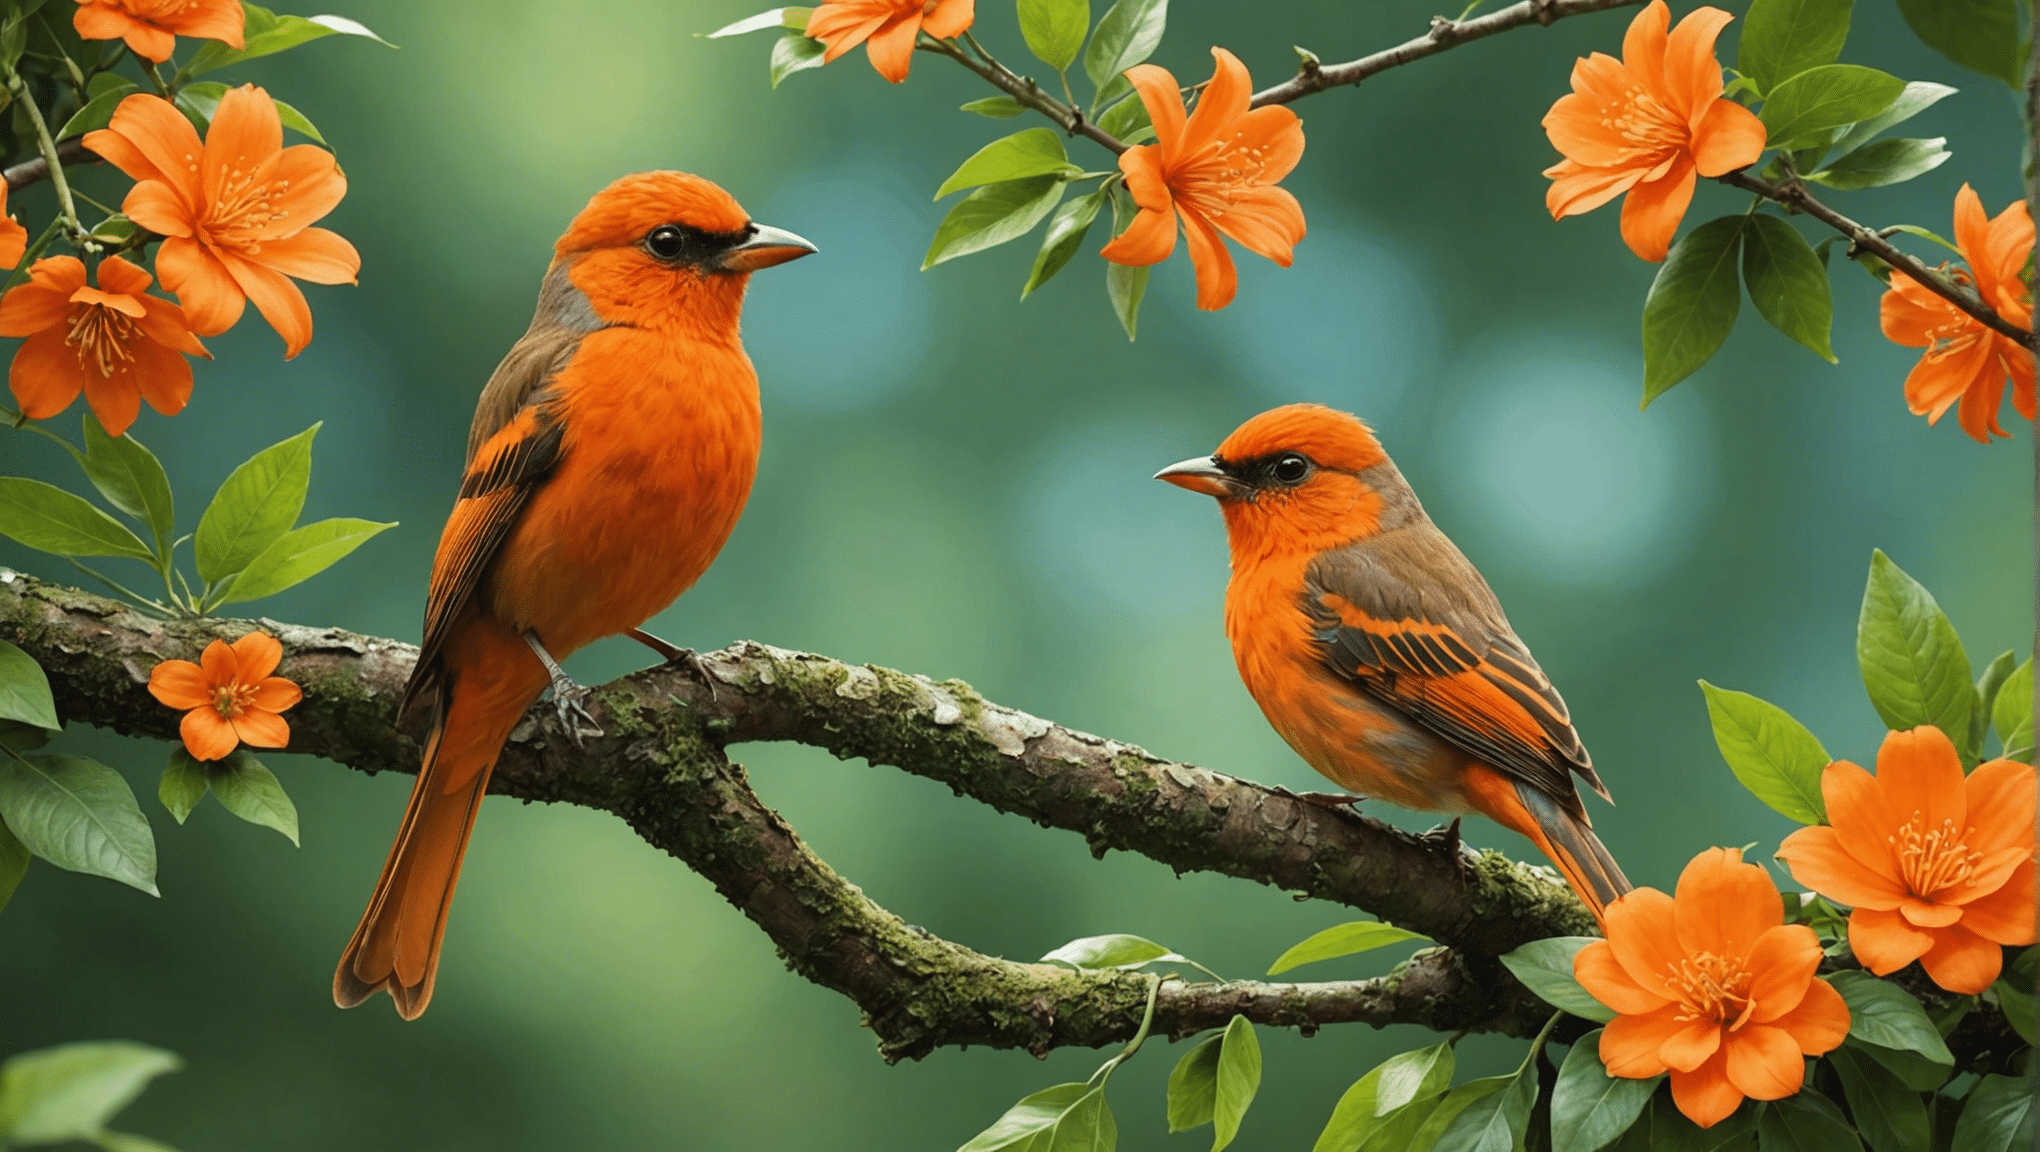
[643,223,752,266]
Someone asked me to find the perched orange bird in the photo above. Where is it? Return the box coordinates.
[1158,404,1631,920]
[333,172,815,1018]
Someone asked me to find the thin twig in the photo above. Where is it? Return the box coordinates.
[917,35,1129,154]
[8,69,81,236]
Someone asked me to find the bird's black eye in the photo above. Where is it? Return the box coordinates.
[1272,453,1311,485]
[645,225,691,261]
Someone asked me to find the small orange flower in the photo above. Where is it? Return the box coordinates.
[1575,847,1849,1129]
[72,0,245,63]
[1778,726,2036,995]
[1878,185,2035,443]
[148,632,301,762]
[0,183,26,270]
[0,255,208,436]
[84,87,359,358]
[1098,47,1306,311]
[1541,0,1767,262]
[806,0,973,83]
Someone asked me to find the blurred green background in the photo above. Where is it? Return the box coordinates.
[0,1,2030,1148]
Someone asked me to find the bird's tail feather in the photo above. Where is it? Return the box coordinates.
[1469,769,1632,924]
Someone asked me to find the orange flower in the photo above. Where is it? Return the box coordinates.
[0,255,208,436]
[806,0,973,83]
[1778,726,2036,995]
[84,87,359,358]
[0,183,26,270]
[147,632,301,762]
[1541,0,1767,262]
[1878,185,2035,443]
[1575,847,1849,1129]
[1097,48,1306,311]
[72,0,245,63]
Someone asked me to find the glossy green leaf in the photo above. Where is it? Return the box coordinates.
[194,424,318,583]
[1498,936,1615,1022]
[1082,0,1167,88]
[924,176,1065,269]
[1847,1038,1949,1092]
[1808,137,1950,190]
[1991,658,2032,762]
[1267,920,1427,975]
[1642,216,1743,406]
[1618,1089,1757,1152]
[1894,0,2021,87]
[0,640,58,731]
[1166,1033,1221,1132]
[0,1042,181,1144]
[769,33,826,87]
[182,3,393,77]
[1758,1093,1861,1151]
[1973,649,2018,755]
[56,82,137,139]
[1827,1046,1928,1152]
[705,7,812,36]
[1093,91,1154,144]
[961,96,1028,118]
[1311,1044,1455,1152]
[1018,0,1089,71]
[0,478,155,561]
[1024,189,1106,299]
[1992,971,2035,1045]
[1698,682,1828,824]
[157,750,208,825]
[937,129,1076,199]
[1040,932,1181,969]
[1828,81,1957,156]
[0,816,27,911]
[1433,1067,1535,1152]
[1738,0,1852,95]
[205,752,297,846]
[0,755,157,895]
[0,721,51,752]
[1740,214,1835,362]
[1374,1042,1454,1116]
[270,98,325,144]
[1952,1073,2039,1152]
[956,1082,1114,1152]
[1857,550,1973,757]
[1312,1056,1391,1152]
[95,1131,181,1152]
[1105,187,1147,339]
[1759,64,1905,151]
[1828,972,1954,1066]
[1212,1015,1260,1151]
[79,415,174,557]
[217,517,394,605]
[1551,1031,1656,1152]
[1356,1096,1448,1152]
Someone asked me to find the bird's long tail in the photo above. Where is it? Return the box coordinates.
[333,623,543,1019]
[1468,769,1632,924]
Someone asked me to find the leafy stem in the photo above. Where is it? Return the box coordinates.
[7,68,81,239]
[917,33,1128,154]
[1090,973,1165,1086]
[64,557,171,616]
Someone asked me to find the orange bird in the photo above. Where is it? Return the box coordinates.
[333,172,815,1018]
[1157,404,1632,920]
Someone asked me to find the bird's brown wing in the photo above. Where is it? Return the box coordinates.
[1303,526,1608,812]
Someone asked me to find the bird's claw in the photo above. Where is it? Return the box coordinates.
[548,675,603,745]
[672,646,720,702]
[1420,817,1466,872]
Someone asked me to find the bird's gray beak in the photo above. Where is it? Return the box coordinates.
[718,223,817,273]
[1155,456,1246,500]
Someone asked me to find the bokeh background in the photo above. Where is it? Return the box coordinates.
[0,1,2030,1148]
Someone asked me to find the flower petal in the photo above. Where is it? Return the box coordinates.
[1899,898,1964,928]
[860,14,918,83]
[136,296,208,358]
[231,707,290,749]
[1617,154,1696,262]
[1664,5,1734,119]
[1777,824,1908,910]
[80,359,141,437]
[919,0,974,40]
[1917,921,2002,994]
[230,631,283,680]
[1179,205,1238,311]
[1659,1017,1723,1073]
[198,637,237,685]
[1600,1002,1684,1078]
[1182,48,1253,156]
[1954,862,2036,944]
[1674,846,1780,957]
[1123,63,1186,167]
[126,335,193,419]
[1848,905,1935,974]
[1768,976,1849,1056]
[1211,185,1305,266]
[1620,0,1670,93]
[1877,726,1967,838]
[1545,159,1646,220]
[255,227,360,285]
[1605,886,1682,998]
[1690,98,1766,177]
[1722,1024,1803,1100]
[1575,939,1671,1016]
[1098,204,1176,267]
[1965,758,2038,857]
[180,707,238,761]
[1742,923,1821,1023]
[1822,758,1909,885]
[7,329,85,419]
[156,238,246,336]
[220,251,312,357]
[250,676,301,713]
[1668,1049,1743,1129]
[122,178,195,238]
[201,86,284,210]
[147,658,211,710]
[265,145,350,234]
[106,94,205,205]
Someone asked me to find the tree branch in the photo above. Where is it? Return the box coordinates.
[5,138,92,193]
[0,570,1578,1057]
[918,35,1128,153]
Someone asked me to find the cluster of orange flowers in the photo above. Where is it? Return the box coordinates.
[1580,725,2035,1128]
[3,2,358,438]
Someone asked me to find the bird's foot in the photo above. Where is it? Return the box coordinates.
[629,627,719,701]
[547,674,604,745]
[1419,817,1466,870]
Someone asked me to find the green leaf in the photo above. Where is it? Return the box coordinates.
[923,176,1065,269]
[705,7,812,36]
[937,130,1077,199]
[217,517,394,605]
[1894,0,2022,87]
[205,752,298,846]
[0,816,27,911]
[1551,1031,1656,1152]
[956,1083,1115,1152]
[56,81,137,139]
[1698,682,1828,824]
[1166,1033,1221,1132]
[1808,137,1950,191]
[1357,1096,1449,1152]
[1758,64,1906,151]
[1433,1067,1536,1152]
[1619,1089,1757,1152]
[1857,550,1974,757]
[1991,658,2032,762]
[270,98,326,144]
[1040,932,1182,969]
[79,415,174,557]
[1992,973,2035,1045]
[1267,920,1427,975]
[1375,1042,1455,1115]
[182,3,393,77]
[1642,216,1744,406]
[962,96,1028,118]
[0,640,58,731]
[194,424,317,584]
[1758,1093,1862,1151]
[0,1042,181,1144]
[1023,188,1106,299]
[1973,649,2019,755]
[1093,91,1154,144]
[1212,1015,1260,1151]
[1104,186,1148,340]
[1311,1044,1455,1152]
[1498,936,1615,1022]
[1740,214,1835,362]
[1847,1038,1949,1092]
[1737,0,1852,95]
[1828,972,1954,1067]
[95,1132,182,1152]
[1827,81,1957,156]
[1827,1046,1928,1152]
[0,478,155,561]
[1018,0,1089,71]
[1082,0,1167,89]
[156,750,208,825]
[0,755,157,895]
[0,721,51,751]
[768,33,826,87]
[1952,1073,2039,1152]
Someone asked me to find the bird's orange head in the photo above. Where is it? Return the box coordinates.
[553,170,815,335]
[1157,404,1397,560]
